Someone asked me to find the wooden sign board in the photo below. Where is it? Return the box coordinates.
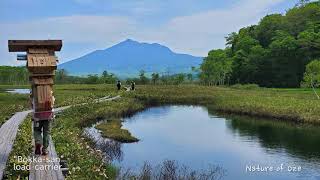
[27,56,57,67]
[27,56,57,74]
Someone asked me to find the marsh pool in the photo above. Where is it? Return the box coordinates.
[88,106,320,180]
[6,89,30,94]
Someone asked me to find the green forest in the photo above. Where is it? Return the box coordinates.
[200,1,320,88]
[0,66,28,85]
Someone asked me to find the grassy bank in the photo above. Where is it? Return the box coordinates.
[96,119,139,143]
[52,97,144,179]
[130,85,320,124]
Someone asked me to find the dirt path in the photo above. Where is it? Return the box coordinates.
[0,95,120,180]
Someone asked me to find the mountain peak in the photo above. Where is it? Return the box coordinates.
[121,38,139,44]
[59,39,202,77]
[125,38,135,42]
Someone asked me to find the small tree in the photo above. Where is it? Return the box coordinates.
[303,60,320,99]
[151,73,159,85]
[56,69,68,83]
[174,73,185,85]
[139,70,149,84]
[187,73,193,82]
[102,70,108,78]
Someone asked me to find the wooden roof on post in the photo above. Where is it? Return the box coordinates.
[8,40,62,52]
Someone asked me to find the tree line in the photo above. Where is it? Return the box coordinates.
[0,67,118,85]
[0,66,194,85]
[0,66,28,85]
[55,70,117,84]
[200,0,320,88]
[125,70,194,85]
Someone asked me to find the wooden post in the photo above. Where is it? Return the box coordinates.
[8,40,62,121]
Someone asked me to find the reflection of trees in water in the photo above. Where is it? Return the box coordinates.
[97,139,123,162]
[222,113,320,161]
[118,160,225,180]
[83,129,124,162]
[85,136,225,180]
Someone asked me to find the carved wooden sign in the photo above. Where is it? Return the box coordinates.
[27,56,57,68]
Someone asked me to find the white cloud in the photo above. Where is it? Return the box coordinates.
[135,0,286,56]
[0,0,286,65]
[0,15,137,65]
[2,15,135,43]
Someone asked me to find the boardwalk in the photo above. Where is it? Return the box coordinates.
[0,111,31,179]
[29,137,64,180]
[0,95,120,180]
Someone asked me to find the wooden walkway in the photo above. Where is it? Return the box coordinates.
[29,137,64,180]
[0,111,31,179]
[0,95,121,180]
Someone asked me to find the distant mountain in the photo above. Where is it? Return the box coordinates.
[59,39,203,78]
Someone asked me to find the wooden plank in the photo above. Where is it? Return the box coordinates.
[29,124,64,180]
[0,111,30,180]
[28,49,49,54]
[8,40,62,52]
[29,132,64,180]
[32,78,54,85]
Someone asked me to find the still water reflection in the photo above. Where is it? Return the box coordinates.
[6,89,30,94]
[86,106,320,180]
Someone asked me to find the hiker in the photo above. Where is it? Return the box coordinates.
[33,90,55,156]
[117,80,121,90]
[131,81,135,91]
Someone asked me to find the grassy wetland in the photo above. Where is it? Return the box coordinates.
[96,119,139,143]
[3,84,320,179]
[0,85,29,126]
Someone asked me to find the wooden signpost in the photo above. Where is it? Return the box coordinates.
[8,40,62,121]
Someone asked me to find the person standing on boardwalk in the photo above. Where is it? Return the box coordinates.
[131,81,135,91]
[117,80,122,90]
[33,90,55,156]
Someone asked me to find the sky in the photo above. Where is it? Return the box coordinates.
[0,0,299,65]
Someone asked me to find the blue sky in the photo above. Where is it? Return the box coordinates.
[0,0,299,65]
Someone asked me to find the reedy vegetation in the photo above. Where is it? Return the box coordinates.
[3,84,320,179]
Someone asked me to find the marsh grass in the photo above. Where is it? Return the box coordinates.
[96,119,139,143]
[0,86,29,126]
[118,160,225,180]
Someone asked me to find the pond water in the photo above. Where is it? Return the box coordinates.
[86,106,320,180]
[6,89,30,94]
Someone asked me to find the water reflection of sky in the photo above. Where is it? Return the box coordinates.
[6,89,30,94]
[92,106,320,180]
